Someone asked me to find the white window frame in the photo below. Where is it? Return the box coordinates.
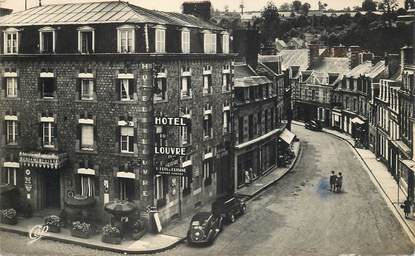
[81,124,94,150]
[39,26,56,53]
[6,120,17,144]
[203,31,217,54]
[80,175,94,197]
[42,121,55,148]
[181,28,190,53]
[203,159,212,180]
[77,26,95,54]
[3,28,19,54]
[120,79,131,101]
[6,168,17,185]
[221,32,229,54]
[81,79,94,100]
[117,25,135,53]
[155,26,166,53]
[120,127,134,153]
[181,67,192,98]
[6,77,17,97]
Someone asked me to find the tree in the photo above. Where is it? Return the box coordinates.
[318,1,328,11]
[362,0,377,12]
[405,0,415,10]
[292,0,302,12]
[259,1,280,44]
[280,2,291,11]
[378,0,398,13]
[301,2,311,15]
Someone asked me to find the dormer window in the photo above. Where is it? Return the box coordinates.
[203,31,217,54]
[155,26,166,53]
[221,32,229,54]
[117,25,135,53]
[181,28,190,53]
[78,26,95,54]
[39,27,56,53]
[3,28,19,54]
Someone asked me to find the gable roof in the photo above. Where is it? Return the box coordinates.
[345,61,373,77]
[366,60,386,79]
[0,1,222,30]
[278,49,309,71]
[234,64,257,79]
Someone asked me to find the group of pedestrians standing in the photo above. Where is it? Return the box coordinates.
[329,171,343,192]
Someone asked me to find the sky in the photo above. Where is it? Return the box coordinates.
[0,0,406,13]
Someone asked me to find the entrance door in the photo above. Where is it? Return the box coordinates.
[42,170,60,208]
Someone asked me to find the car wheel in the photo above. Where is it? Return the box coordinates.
[229,213,235,223]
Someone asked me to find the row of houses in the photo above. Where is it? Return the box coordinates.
[0,1,292,225]
[287,42,415,204]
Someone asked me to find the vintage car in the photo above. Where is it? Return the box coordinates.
[305,120,322,131]
[211,194,246,223]
[187,212,223,245]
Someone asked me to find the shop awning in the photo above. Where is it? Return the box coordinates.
[351,117,365,125]
[401,160,415,173]
[279,129,296,145]
[19,152,68,169]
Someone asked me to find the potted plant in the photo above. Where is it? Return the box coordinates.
[101,224,122,244]
[131,219,147,240]
[1,208,17,225]
[71,221,93,239]
[44,215,61,233]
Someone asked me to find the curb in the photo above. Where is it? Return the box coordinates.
[0,225,185,255]
[245,141,303,202]
[292,121,415,241]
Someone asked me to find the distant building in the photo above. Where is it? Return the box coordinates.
[0,7,12,17]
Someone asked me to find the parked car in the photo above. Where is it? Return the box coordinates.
[211,194,246,223]
[305,120,322,131]
[187,212,223,245]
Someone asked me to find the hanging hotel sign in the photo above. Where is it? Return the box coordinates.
[154,146,186,156]
[154,117,187,126]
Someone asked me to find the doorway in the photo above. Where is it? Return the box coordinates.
[41,170,61,208]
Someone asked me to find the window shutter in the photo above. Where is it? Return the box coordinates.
[38,77,42,98]
[115,126,120,151]
[76,78,81,99]
[115,78,120,100]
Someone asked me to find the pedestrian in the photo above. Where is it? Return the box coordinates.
[249,168,254,182]
[336,172,343,192]
[404,199,412,218]
[329,171,337,191]
[245,170,251,186]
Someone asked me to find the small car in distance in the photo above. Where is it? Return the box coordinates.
[305,120,322,131]
[187,212,223,245]
[211,194,246,223]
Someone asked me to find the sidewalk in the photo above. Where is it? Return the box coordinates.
[237,141,301,198]
[292,120,415,242]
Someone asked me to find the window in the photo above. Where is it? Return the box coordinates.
[257,112,262,135]
[222,33,229,54]
[222,65,231,92]
[120,127,134,153]
[42,122,55,148]
[154,70,167,101]
[181,67,192,98]
[180,107,192,145]
[238,117,244,144]
[81,125,94,150]
[39,76,55,98]
[203,31,217,54]
[119,178,135,200]
[181,28,190,53]
[119,79,133,101]
[78,26,94,54]
[203,65,212,95]
[3,28,19,54]
[81,79,94,100]
[155,27,166,53]
[117,25,135,53]
[203,159,212,185]
[6,168,17,185]
[80,175,94,197]
[6,120,17,144]
[39,27,56,53]
[203,105,213,139]
[6,77,17,97]
[155,175,164,200]
[248,115,254,140]
[223,101,231,133]
[181,175,191,195]
[155,125,167,147]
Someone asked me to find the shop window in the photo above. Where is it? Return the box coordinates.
[6,168,17,185]
[78,26,94,54]
[6,77,17,97]
[3,28,19,54]
[117,25,135,53]
[181,28,190,53]
[39,27,56,53]
[80,175,94,197]
[6,120,17,144]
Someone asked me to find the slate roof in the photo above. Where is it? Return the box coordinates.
[366,60,386,79]
[278,49,310,71]
[344,61,373,77]
[314,57,350,75]
[234,63,271,88]
[0,1,223,30]
[234,64,257,79]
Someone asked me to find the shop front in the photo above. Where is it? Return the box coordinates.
[400,159,415,202]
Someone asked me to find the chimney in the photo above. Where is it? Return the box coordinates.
[39,0,42,7]
[385,53,400,78]
[182,1,212,21]
[308,43,320,69]
[232,29,259,69]
[401,46,414,67]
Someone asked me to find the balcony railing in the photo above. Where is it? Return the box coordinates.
[19,152,68,169]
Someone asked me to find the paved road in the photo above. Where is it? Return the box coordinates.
[1,125,414,256]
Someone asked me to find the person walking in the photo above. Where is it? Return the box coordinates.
[329,171,337,191]
[336,172,343,192]
[404,199,412,218]
[249,168,254,182]
[244,169,251,186]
